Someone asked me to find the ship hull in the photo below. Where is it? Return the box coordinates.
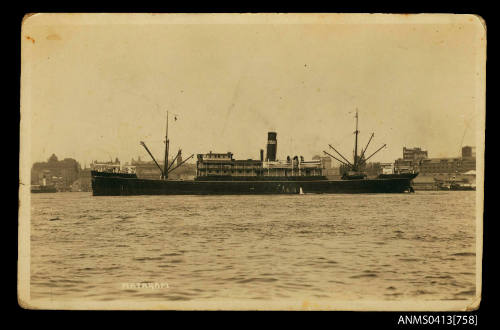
[31,186,57,193]
[31,188,57,193]
[377,172,419,180]
[91,176,414,196]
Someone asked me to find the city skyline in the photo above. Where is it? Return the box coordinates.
[23,14,482,169]
[33,141,478,170]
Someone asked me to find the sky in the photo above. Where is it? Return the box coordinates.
[21,14,485,168]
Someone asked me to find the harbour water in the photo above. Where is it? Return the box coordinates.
[30,191,477,305]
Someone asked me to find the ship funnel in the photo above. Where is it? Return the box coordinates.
[260,149,264,161]
[266,132,277,161]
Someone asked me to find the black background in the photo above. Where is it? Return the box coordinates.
[10,2,493,327]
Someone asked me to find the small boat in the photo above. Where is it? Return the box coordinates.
[439,182,476,191]
[31,184,57,193]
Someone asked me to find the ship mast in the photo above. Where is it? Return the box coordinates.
[323,109,386,174]
[140,109,193,179]
[163,111,169,180]
[353,109,359,171]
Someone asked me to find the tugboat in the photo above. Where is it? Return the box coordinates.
[438,179,476,191]
[91,110,417,195]
[31,184,57,193]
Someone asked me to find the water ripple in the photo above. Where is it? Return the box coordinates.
[30,191,477,303]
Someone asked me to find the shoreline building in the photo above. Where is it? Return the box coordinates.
[71,166,92,192]
[31,154,81,191]
[402,145,477,190]
[419,146,476,176]
[461,146,476,158]
[394,147,428,173]
[403,147,428,161]
[313,155,339,178]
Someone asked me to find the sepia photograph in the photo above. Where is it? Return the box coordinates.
[18,13,485,310]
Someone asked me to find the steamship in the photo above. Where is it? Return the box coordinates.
[91,111,417,196]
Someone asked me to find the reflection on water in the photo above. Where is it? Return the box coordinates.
[30,191,476,303]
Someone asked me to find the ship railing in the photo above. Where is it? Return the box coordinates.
[231,166,261,170]
[201,165,262,170]
[300,164,323,169]
[200,159,233,163]
[263,164,293,169]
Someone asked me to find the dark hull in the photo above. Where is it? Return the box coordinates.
[195,175,329,181]
[31,186,57,193]
[91,176,414,196]
[439,186,476,191]
[377,172,419,180]
[90,170,138,179]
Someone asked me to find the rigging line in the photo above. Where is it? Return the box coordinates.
[168,154,195,174]
[329,131,354,146]
[458,123,473,157]
[140,140,164,143]
[323,151,349,166]
[460,122,470,148]
[328,144,353,167]
[140,141,164,176]
[359,144,387,166]
[460,128,467,148]
[359,133,375,161]
[167,150,182,171]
